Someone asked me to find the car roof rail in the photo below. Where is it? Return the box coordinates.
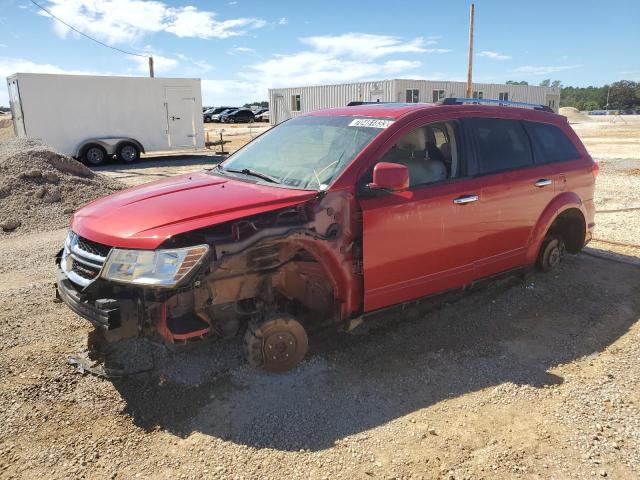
[440,97,554,112]
[347,101,394,106]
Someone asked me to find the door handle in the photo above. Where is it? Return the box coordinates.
[170,116,181,121]
[534,179,552,187]
[453,194,479,204]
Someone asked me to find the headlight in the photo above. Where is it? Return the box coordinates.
[102,245,209,287]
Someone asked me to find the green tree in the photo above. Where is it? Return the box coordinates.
[539,79,551,87]
[243,101,269,108]
[608,81,638,109]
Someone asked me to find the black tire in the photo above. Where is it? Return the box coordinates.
[82,145,107,166]
[117,143,140,163]
[537,235,566,272]
[244,314,308,372]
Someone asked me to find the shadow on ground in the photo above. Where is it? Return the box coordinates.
[112,250,640,451]
[92,153,225,173]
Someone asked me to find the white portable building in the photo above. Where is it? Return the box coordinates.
[268,79,561,124]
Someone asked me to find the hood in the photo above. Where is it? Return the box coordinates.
[72,172,316,249]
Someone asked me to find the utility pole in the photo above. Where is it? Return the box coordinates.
[149,56,155,78]
[466,3,475,98]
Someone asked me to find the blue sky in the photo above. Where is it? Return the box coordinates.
[1,0,639,106]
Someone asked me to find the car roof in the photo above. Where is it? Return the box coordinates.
[305,102,563,122]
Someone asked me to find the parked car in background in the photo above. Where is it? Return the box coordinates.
[209,108,237,122]
[255,110,269,122]
[204,106,236,123]
[55,98,597,372]
[222,109,255,123]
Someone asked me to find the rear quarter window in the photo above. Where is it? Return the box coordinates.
[523,121,580,164]
[469,118,533,174]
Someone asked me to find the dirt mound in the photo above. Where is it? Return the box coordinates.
[559,107,591,124]
[0,137,125,234]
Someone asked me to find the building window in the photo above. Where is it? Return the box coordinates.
[548,99,556,109]
[406,89,419,103]
[472,91,484,99]
[432,89,446,103]
[291,94,301,111]
[499,92,509,101]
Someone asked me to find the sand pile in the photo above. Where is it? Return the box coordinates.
[0,117,14,141]
[559,107,591,124]
[0,137,125,234]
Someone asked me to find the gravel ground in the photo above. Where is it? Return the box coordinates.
[0,117,639,479]
[0,137,124,235]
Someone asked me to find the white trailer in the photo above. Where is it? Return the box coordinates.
[6,73,204,165]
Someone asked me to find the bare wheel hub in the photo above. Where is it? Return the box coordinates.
[542,237,565,271]
[244,314,308,372]
[264,331,297,363]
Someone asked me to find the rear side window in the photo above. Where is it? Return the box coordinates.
[469,118,533,174]
[524,121,580,163]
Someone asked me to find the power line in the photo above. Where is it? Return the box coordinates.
[28,0,148,58]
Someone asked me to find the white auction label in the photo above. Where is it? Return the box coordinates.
[348,118,394,129]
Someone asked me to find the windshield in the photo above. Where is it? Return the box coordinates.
[216,115,389,190]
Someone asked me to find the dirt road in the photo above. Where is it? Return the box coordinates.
[1,116,639,479]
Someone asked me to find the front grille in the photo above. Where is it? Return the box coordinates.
[71,260,101,280]
[61,231,112,288]
[77,236,112,258]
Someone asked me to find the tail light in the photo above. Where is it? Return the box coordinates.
[591,161,599,177]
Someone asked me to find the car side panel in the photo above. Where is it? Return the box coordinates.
[474,163,557,278]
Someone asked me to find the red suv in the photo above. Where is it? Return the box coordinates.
[56,99,597,372]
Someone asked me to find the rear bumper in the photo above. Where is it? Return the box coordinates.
[55,268,121,330]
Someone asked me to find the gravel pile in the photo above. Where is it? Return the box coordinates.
[560,107,591,123]
[0,137,124,234]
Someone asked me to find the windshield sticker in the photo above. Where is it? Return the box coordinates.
[348,118,394,129]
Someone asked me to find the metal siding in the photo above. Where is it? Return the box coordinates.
[269,79,560,123]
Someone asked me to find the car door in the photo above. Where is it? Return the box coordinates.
[358,119,483,312]
[465,117,556,278]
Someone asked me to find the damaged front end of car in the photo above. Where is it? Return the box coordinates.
[55,190,362,372]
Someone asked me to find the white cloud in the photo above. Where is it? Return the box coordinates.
[477,50,511,60]
[239,33,434,96]
[165,7,265,39]
[0,44,7,48]
[278,17,288,25]
[511,64,582,76]
[301,33,431,60]
[131,53,178,74]
[227,46,256,55]
[201,79,268,105]
[40,0,266,45]
[0,56,109,105]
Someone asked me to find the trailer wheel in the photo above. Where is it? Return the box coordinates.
[244,314,308,372]
[117,143,140,163]
[82,145,107,166]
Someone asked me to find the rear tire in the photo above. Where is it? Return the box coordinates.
[244,314,308,372]
[82,145,107,166]
[117,143,140,163]
[537,235,566,272]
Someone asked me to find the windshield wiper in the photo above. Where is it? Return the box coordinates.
[223,167,281,184]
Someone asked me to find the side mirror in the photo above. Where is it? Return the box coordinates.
[368,162,409,192]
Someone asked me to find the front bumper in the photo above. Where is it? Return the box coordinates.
[55,267,122,330]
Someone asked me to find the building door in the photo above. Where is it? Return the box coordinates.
[369,90,384,102]
[7,79,26,136]
[165,87,196,149]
